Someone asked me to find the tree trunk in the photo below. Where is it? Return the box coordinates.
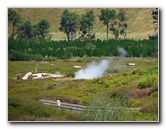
[123,33,125,39]
[123,27,125,39]
[106,24,108,40]
[67,33,70,42]
[88,26,90,39]
[122,24,126,39]
[74,31,76,40]
[12,22,15,39]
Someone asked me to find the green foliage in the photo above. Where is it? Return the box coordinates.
[137,66,158,89]
[59,9,80,41]
[112,29,119,39]
[11,14,51,41]
[80,10,95,39]
[8,9,21,39]
[34,19,50,39]
[8,9,21,24]
[99,9,116,40]
[36,19,50,38]
[8,38,158,61]
[82,93,134,121]
[131,68,147,75]
[128,100,142,107]
[99,9,116,26]
[64,72,75,77]
[137,75,157,89]
[33,54,44,61]
[148,8,158,40]
[151,8,158,33]
[17,21,34,40]
[43,56,58,61]
[8,97,84,121]
[150,92,158,98]
[152,8,158,21]
[117,9,128,39]
[8,58,158,121]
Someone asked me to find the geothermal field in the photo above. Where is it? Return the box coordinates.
[8,8,158,122]
[8,55,158,121]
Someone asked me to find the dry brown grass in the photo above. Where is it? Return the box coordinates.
[9,8,156,40]
[126,88,151,99]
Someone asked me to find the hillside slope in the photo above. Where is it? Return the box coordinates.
[8,8,156,40]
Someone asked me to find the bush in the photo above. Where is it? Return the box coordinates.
[64,72,75,77]
[43,56,57,61]
[128,100,142,107]
[137,75,157,89]
[9,51,23,61]
[131,68,146,75]
[33,54,43,61]
[82,93,133,121]
[150,92,158,98]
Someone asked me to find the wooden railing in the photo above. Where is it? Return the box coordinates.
[39,99,86,112]
[39,99,142,112]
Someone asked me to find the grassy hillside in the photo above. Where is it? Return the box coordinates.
[8,8,155,40]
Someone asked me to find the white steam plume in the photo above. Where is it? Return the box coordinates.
[75,59,111,80]
[118,46,127,57]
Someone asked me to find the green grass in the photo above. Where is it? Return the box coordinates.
[8,57,158,121]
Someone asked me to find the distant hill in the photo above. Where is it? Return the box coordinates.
[8,8,156,40]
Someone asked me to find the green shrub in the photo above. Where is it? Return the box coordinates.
[150,92,158,98]
[92,78,104,84]
[128,100,142,107]
[9,51,23,61]
[33,54,43,61]
[48,56,57,61]
[137,75,157,89]
[131,68,146,75]
[82,93,133,121]
[44,56,57,61]
[64,72,75,77]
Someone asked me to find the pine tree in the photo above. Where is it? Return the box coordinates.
[80,10,95,39]
[8,9,21,39]
[99,9,116,40]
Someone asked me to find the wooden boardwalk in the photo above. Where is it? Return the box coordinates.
[39,99,142,112]
[39,99,86,112]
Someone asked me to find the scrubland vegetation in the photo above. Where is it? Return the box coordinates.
[8,57,158,121]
